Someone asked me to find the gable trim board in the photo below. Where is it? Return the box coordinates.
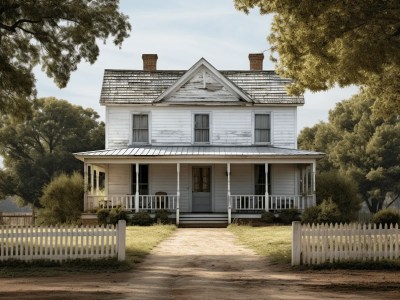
[154,58,253,103]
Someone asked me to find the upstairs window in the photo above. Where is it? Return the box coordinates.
[132,114,149,144]
[194,114,209,143]
[254,114,271,144]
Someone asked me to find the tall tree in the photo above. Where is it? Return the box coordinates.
[298,92,400,213]
[234,0,400,116]
[0,97,104,207]
[0,0,131,118]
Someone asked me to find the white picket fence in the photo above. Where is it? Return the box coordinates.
[292,222,400,265]
[0,220,126,262]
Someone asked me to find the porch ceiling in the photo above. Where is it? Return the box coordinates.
[74,145,324,161]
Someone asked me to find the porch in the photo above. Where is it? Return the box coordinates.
[88,194,315,213]
[85,160,317,225]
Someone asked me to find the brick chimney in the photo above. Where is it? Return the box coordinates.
[248,53,264,71]
[142,54,158,71]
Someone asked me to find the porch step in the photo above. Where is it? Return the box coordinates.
[178,213,228,228]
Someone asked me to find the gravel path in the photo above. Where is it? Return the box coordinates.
[1,228,400,299]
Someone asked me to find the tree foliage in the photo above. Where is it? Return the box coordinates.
[234,0,400,116]
[316,171,361,222]
[0,0,131,118]
[298,92,400,213]
[0,97,104,207]
[37,172,83,225]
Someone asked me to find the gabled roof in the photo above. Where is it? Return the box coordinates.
[154,58,253,103]
[75,145,324,160]
[100,60,304,105]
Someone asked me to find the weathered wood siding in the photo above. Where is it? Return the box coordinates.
[164,67,240,103]
[106,106,297,148]
[106,108,130,148]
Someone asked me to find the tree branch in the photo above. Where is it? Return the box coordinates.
[16,25,36,35]
[0,18,42,32]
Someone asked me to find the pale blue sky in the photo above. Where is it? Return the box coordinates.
[35,0,359,133]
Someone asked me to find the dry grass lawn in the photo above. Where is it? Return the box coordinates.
[228,224,292,264]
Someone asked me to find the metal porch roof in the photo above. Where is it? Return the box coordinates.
[74,146,323,159]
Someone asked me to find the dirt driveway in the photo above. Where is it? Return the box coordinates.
[1,228,400,299]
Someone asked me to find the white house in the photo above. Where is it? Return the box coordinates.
[75,53,323,225]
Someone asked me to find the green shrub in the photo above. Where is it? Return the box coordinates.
[130,211,153,226]
[301,199,342,224]
[109,207,129,225]
[260,211,275,223]
[371,208,400,226]
[154,209,170,224]
[301,206,321,224]
[316,171,362,222]
[97,208,110,225]
[318,198,341,224]
[37,172,83,225]
[279,208,300,224]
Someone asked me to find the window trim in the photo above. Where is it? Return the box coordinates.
[252,111,272,145]
[192,112,212,144]
[130,112,151,145]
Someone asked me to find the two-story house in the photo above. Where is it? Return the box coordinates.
[75,53,323,225]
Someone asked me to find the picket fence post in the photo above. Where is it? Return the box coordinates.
[117,220,126,261]
[292,221,301,266]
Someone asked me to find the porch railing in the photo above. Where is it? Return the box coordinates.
[88,194,176,211]
[231,195,314,211]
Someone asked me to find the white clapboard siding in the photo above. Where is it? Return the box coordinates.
[271,164,296,195]
[272,108,297,148]
[231,164,253,195]
[214,164,228,212]
[106,107,131,149]
[151,110,192,144]
[292,222,400,266]
[108,164,131,195]
[0,221,126,262]
[178,164,190,212]
[106,106,297,149]
[212,110,252,145]
[149,164,190,212]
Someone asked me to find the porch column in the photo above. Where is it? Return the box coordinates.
[90,164,94,195]
[312,162,316,207]
[135,163,139,213]
[265,163,269,211]
[105,164,109,204]
[176,163,180,225]
[227,163,231,224]
[95,168,100,194]
[83,162,88,211]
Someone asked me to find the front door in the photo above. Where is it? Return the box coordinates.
[192,166,212,212]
